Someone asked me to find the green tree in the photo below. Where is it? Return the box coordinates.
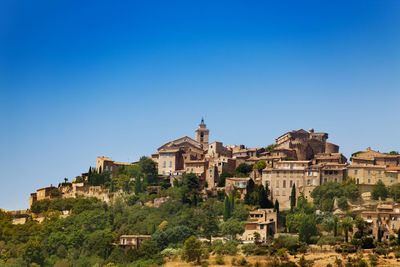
[340,217,353,243]
[337,196,349,211]
[23,240,44,265]
[253,160,267,172]
[183,173,200,192]
[221,218,244,240]
[223,196,231,221]
[235,163,253,177]
[266,144,278,153]
[298,214,318,244]
[390,184,400,201]
[398,228,400,245]
[218,172,233,187]
[274,199,280,215]
[134,176,142,194]
[201,199,220,243]
[258,185,271,208]
[372,180,388,200]
[183,236,202,264]
[290,184,296,211]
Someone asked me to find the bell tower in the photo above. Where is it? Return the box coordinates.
[195,118,209,148]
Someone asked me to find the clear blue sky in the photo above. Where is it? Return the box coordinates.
[0,0,399,210]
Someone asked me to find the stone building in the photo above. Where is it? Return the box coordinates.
[205,157,236,189]
[241,209,277,243]
[351,147,400,167]
[29,185,57,209]
[119,235,151,249]
[274,128,339,161]
[262,160,348,210]
[225,177,251,199]
[262,161,310,210]
[361,203,400,239]
[155,120,209,175]
[207,141,232,158]
[348,147,399,194]
[96,156,135,178]
[195,118,209,149]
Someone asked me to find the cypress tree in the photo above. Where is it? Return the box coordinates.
[290,184,296,211]
[223,196,231,221]
[397,228,400,245]
[99,166,102,173]
[230,193,235,214]
[134,176,142,195]
[274,199,280,214]
[334,217,338,237]
[244,191,251,205]
[259,185,269,208]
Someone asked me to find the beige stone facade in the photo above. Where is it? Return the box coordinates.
[274,128,339,161]
[96,156,135,178]
[119,235,151,249]
[241,209,277,243]
[29,185,57,209]
[225,177,251,199]
[348,148,399,194]
[361,203,400,239]
[263,160,348,210]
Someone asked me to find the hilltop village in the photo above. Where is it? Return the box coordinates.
[3,120,400,266]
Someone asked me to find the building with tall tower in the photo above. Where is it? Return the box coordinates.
[154,119,209,175]
[195,118,209,149]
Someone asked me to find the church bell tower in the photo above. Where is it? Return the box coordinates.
[195,118,209,148]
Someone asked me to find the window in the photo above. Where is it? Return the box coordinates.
[290,180,293,187]
[368,170,371,174]
[334,178,337,182]
[283,180,286,188]
[368,179,371,183]
[313,179,317,186]
[169,153,173,157]
[169,161,172,168]
[260,225,264,229]
[354,170,358,175]
[163,161,166,168]
[307,179,311,186]
[357,178,359,184]
[324,178,327,183]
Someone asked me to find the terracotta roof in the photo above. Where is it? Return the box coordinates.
[352,149,396,160]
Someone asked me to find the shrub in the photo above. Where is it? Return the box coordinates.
[274,234,303,253]
[368,253,378,266]
[238,257,248,266]
[211,240,238,255]
[373,245,389,256]
[241,243,257,255]
[215,255,225,265]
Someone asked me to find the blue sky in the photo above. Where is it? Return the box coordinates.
[0,0,399,210]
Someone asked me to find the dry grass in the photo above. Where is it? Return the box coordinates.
[163,252,400,266]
